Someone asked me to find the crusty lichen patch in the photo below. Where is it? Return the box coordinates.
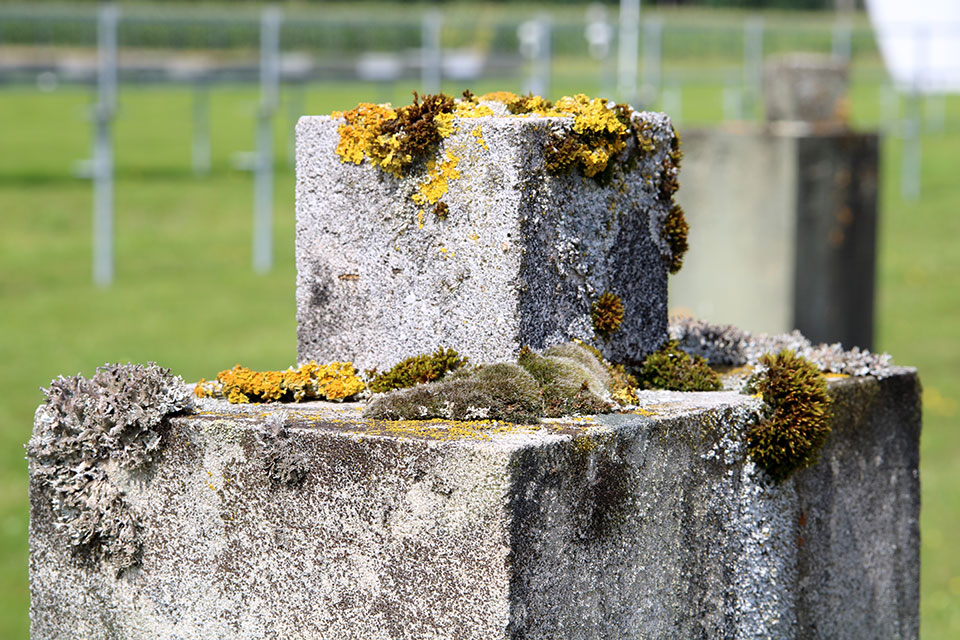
[195,362,365,404]
[27,363,193,573]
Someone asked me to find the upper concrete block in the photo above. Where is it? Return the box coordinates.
[29,370,920,639]
[295,108,677,371]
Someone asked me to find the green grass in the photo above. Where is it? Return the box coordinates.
[1,70,959,638]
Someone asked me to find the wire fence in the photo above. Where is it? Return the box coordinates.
[1,3,956,283]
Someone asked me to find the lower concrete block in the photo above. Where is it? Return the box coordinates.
[29,370,919,639]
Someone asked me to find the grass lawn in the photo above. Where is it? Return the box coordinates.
[1,72,957,638]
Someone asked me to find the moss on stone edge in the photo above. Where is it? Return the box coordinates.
[27,363,193,574]
[364,341,619,423]
[636,340,722,392]
[364,362,544,424]
[662,204,689,275]
[518,348,613,418]
[745,349,831,483]
[367,347,467,394]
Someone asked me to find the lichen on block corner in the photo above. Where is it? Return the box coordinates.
[296,92,680,372]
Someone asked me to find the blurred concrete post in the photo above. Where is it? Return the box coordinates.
[421,10,442,96]
[584,3,615,96]
[743,16,764,121]
[254,6,281,274]
[192,79,211,176]
[93,3,119,287]
[640,15,662,107]
[617,0,640,104]
[517,16,551,97]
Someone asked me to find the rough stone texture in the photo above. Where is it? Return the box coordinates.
[30,371,920,639]
[670,127,878,350]
[295,113,675,372]
[764,53,849,125]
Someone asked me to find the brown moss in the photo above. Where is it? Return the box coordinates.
[433,201,449,220]
[746,350,831,482]
[591,291,625,336]
[662,203,690,274]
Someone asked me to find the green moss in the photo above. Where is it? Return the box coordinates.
[662,203,690,275]
[364,362,543,424]
[568,341,639,404]
[591,291,625,336]
[367,347,466,394]
[636,340,722,391]
[745,350,831,482]
[517,349,612,418]
[544,342,612,389]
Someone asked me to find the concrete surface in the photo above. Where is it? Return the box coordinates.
[30,370,920,639]
[670,127,878,350]
[295,113,676,372]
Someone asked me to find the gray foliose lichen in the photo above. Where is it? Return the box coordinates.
[28,363,193,574]
[259,418,311,488]
[669,317,894,378]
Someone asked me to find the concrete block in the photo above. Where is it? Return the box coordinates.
[764,54,849,125]
[295,112,677,372]
[670,127,879,349]
[30,370,919,639]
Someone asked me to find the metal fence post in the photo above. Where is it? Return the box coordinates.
[617,0,640,104]
[93,3,119,287]
[421,10,442,96]
[640,15,662,108]
[742,16,764,121]
[254,7,281,274]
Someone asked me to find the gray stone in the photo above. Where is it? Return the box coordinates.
[670,127,879,350]
[295,113,676,372]
[30,370,920,639]
[764,53,849,125]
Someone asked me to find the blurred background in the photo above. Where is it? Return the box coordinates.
[1,0,957,637]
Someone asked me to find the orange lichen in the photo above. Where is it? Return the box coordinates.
[332,103,397,165]
[195,362,365,404]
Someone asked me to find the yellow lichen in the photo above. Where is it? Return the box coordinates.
[471,124,489,150]
[197,362,365,404]
[479,90,519,103]
[332,103,397,165]
[456,102,495,118]
[412,150,461,206]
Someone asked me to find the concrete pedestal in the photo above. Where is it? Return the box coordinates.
[29,371,920,639]
[670,126,879,350]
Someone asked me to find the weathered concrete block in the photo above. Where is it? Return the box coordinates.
[30,370,919,639]
[670,127,879,349]
[764,53,849,125]
[295,112,677,371]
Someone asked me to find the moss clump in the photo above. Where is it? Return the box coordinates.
[662,203,690,274]
[364,362,544,424]
[367,348,467,394]
[746,350,831,482]
[433,201,449,220]
[195,362,365,404]
[636,340,722,391]
[591,291,625,336]
[517,348,613,418]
